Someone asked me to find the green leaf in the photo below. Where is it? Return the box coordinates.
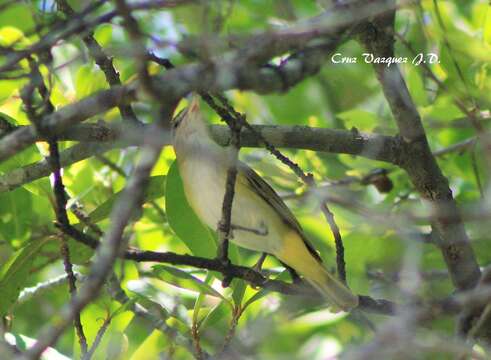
[129,330,165,360]
[0,238,50,316]
[21,178,52,198]
[193,272,213,325]
[165,161,216,257]
[243,288,269,311]
[0,141,42,172]
[74,64,108,99]
[0,26,24,47]
[153,265,227,301]
[243,270,290,310]
[199,300,230,330]
[231,278,247,307]
[127,281,190,326]
[406,66,428,106]
[88,175,166,223]
[0,5,34,32]
[0,187,33,245]
[94,24,113,47]
[111,297,138,319]
[337,109,379,132]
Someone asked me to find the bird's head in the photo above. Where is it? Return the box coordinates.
[172,94,211,154]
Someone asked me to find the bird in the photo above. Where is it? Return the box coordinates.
[171,95,359,311]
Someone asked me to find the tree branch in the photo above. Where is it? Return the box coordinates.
[20,57,88,356]
[60,222,398,316]
[0,124,399,193]
[0,86,134,163]
[358,10,480,292]
[0,0,404,166]
[56,0,141,126]
[21,118,166,359]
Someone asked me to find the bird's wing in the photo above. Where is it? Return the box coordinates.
[238,161,322,262]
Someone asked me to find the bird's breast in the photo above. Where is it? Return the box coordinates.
[177,154,284,254]
[179,155,227,229]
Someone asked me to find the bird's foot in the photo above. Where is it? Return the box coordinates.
[249,253,269,290]
[280,262,301,284]
[252,253,268,273]
[230,222,268,236]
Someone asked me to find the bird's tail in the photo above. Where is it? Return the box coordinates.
[304,261,359,311]
[277,231,359,311]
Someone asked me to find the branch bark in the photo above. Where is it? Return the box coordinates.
[0,124,399,193]
[58,222,398,316]
[56,0,141,126]
[0,86,134,163]
[21,120,165,360]
[358,11,480,292]
[0,0,361,163]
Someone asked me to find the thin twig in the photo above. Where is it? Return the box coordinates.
[219,307,242,357]
[191,323,204,360]
[17,273,84,304]
[212,96,244,285]
[210,95,348,283]
[59,236,88,355]
[81,315,111,360]
[21,58,88,356]
[321,202,346,283]
[359,12,481,292]
[470,146,484,199]
[55,0,141,126]
[21,119,165,359]
[106,274,199,357]
[55,222,397,316]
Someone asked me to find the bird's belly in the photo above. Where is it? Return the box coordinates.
[179,160,283,254]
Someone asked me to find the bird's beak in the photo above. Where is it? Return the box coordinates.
[189,94,200,114]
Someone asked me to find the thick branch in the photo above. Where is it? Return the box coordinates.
[0,142,114,193]
[56,0,141,126]
[0,48,332,164]
[0,86,134,163]
[43,122,401,162]
[359,13,480,292]
[0,124,399,193]
[0,0,413,167]
[22,122,164,359]
[0,0,375,166]
[58,223,397,316]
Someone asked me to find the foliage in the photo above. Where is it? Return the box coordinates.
[0,0,490,359]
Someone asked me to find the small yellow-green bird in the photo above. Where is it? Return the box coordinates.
[172,95,359,311]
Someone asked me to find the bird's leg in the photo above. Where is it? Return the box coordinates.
[247,253,269,290]
[287,268,302,284]
[279,261,302,284]
[230,222,268,236]
[253,253,268,273]
[217,222,268,265]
